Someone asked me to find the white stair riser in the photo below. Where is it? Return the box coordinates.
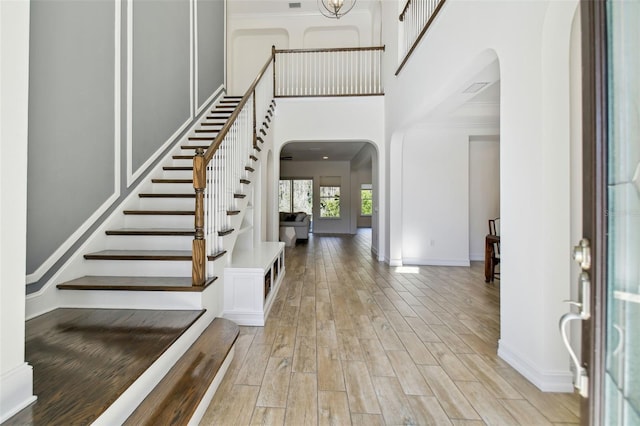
[150,183,194,194]
[162,169,192,179]
[105,235,193,251]
[124,215,194,228]
[138,197,194,210]
[83,259,193,276]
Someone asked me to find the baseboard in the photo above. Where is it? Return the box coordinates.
[0,363,36,423]
[470,253,484,261]
[498,339,574,393]
[402,257,470,267]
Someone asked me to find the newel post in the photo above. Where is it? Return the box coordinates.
[192,147,206,286]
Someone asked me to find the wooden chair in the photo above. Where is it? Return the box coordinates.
[488,218,500,281]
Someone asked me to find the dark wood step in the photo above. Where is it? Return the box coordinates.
[181,145,209,150]
[257,136,264,144]
[227,210,240,216]
[209,250,226,261]
[152,178,193,184]
[254,145,261,152]
[139,193,194,198]
[188,136,216,142]
[250,155,258,161]
[123,318,239,426]
[245,166,255,172]
[106,228,195,236]
[234,193,246,199]
[265,115,271,123]
[260,128,267,136]
[206,114,231,120]
[123,210,194,215]
[262,121,269,129]
[84,250,193,261]
[172,155,194,160]
[3,308,205,425]
[267,109,274,117]
[240,179,251,185]
[200,121,226,126]
[163,166,193,171]
[194,129,220,134]
[218,228,234,237]
[57,276,217,292]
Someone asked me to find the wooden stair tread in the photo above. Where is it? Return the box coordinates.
[123,210,194,215]
[84,250,193,260]
[57,276,217,292]
[152,178,193,184]
[106,228,195,236]
[218,228,234,237]
[172,155,194,160]
[123,318,239,425]
[181,145,210,150]
[163,166,193,171]
[139,193,194,198]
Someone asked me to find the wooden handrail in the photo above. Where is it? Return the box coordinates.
[202,55,274,164]
[399,0,411,21]
[192,54,274,285]
[395,0,447,76]
[274,46,385,55]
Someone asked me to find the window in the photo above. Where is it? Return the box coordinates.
[279,179,312,214]
[360,184,372,216]
[320,186,340,218]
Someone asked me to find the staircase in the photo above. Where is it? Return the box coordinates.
[56,96,262,301]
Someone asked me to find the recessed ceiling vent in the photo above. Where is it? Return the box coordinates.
[289,2,302,8]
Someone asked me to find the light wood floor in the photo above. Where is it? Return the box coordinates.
[201,230,580,425]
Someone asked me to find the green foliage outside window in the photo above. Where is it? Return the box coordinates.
[320,186,340,218]
[361,189,372,216]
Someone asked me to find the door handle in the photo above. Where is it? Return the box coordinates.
[559,312,589,397]
[558,270,591,397]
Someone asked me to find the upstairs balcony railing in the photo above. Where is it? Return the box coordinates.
[396,0,447,75]
[274,46,385,97]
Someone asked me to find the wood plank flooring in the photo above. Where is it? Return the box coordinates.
[201,230,580,425]
[5,308,204,425]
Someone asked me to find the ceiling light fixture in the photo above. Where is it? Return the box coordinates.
[318,0,356,19]
[322,156,329,160]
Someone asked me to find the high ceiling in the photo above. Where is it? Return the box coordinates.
[280,141,367,161]
[227,0,379,16]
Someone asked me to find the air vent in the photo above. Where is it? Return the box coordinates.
[289,2,301,8]
[280,156,293,161]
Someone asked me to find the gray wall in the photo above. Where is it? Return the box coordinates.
[27,0,225,290]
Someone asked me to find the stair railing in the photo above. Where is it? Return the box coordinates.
[192,55,274,286]
[274,46,385,97]
[396,0,447,75]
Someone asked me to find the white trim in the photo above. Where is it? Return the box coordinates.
[0,363,36,424]
[127,114,192,186]
[401,257,470,267]
[26,1,121,285]
[197,84,225,116]
[388,258,403,267]
[189,0,194,119]
[126,0,194,187]
[25,193,119,285]
[126,0,133,186]
[193,0,198,115]
[498,339,574,393]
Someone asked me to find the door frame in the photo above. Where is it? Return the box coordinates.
[580,0,607,424]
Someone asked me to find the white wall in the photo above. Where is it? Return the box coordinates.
[280,160,352,234]
[469,136,500,260]
[227,9,377,94]
[0,0,36,421]
[382,0,580,391]
[401,126,470,266]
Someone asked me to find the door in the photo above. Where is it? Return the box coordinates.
[577,1,640,424]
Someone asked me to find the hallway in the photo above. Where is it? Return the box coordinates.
[201,230,580,425]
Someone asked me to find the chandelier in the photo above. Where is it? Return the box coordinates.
[318,0,356,19]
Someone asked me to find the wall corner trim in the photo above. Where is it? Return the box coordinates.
[498,339,574,393]
[0,363,37,423]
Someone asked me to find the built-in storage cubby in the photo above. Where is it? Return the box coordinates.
[223,242,285,326]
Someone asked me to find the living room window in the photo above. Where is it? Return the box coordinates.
[360,184,372,216]
[278,178,312,215]
[319,185,341,218]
